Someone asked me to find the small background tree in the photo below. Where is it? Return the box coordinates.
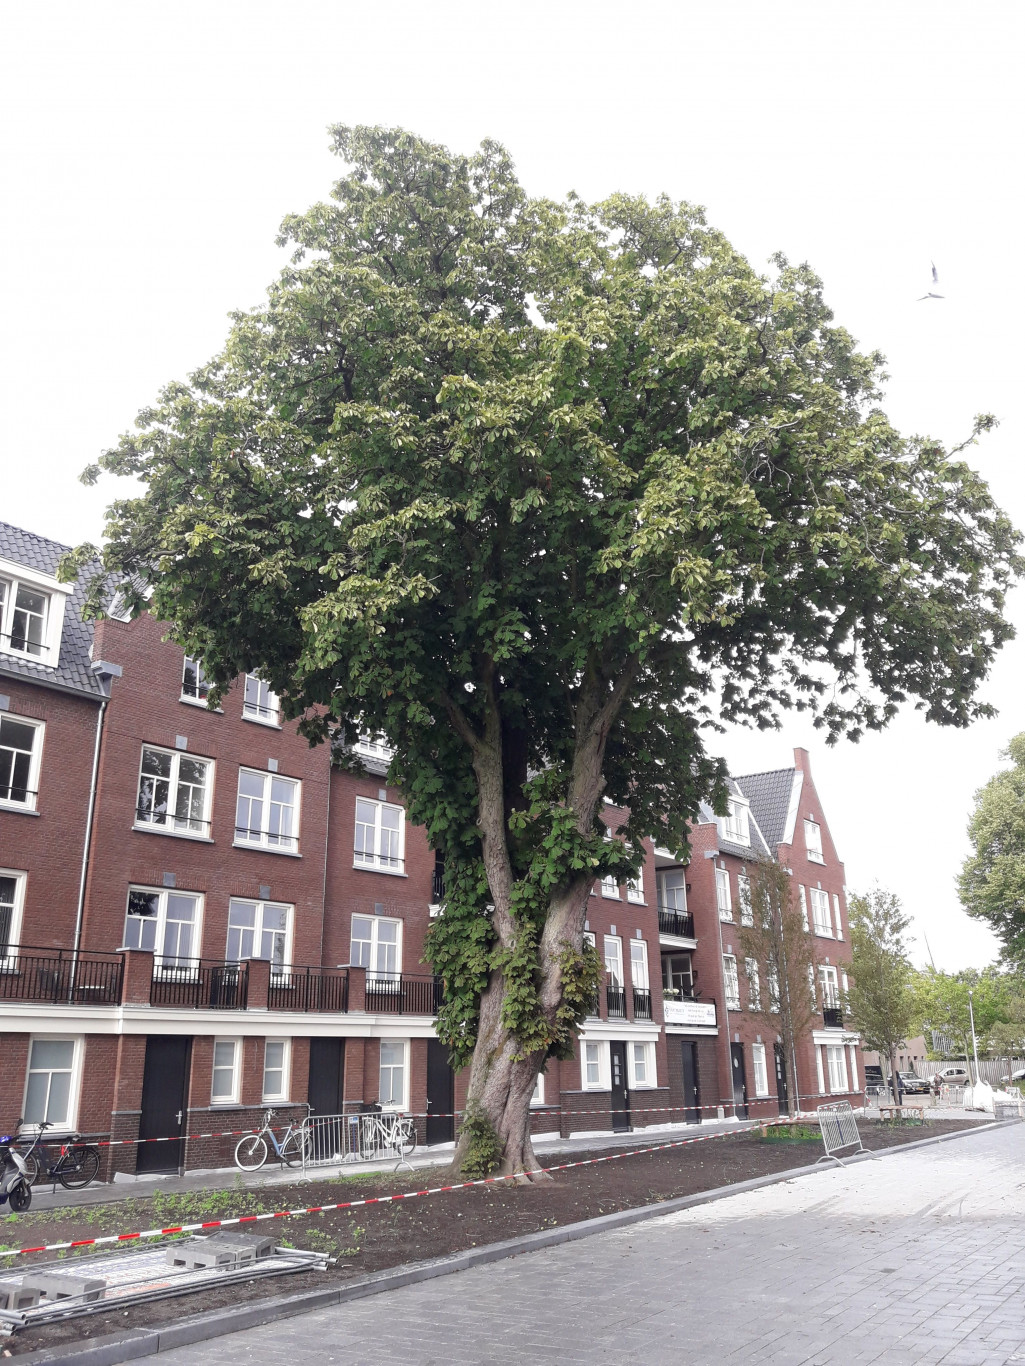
[959,733,1025,966]
[740,860,816,1117]
[845,888,915,1101]
[913,967,1008,1072]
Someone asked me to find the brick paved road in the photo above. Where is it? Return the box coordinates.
[160,1123,1025,1365]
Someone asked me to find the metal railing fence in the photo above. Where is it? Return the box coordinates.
[301,1110,415,1174]
[0,947,124,1004]
[268,967,348,1013]
[149,960,249,1009]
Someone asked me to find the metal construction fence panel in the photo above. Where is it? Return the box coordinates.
[300,1110,415,1175]
[817,1101,869,1165]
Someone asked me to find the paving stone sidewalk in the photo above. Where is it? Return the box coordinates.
[157,1121,1025,1366]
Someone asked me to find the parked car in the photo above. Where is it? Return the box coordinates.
[898,1071,930,1096]
[929,1065,971,1093]
[1000,1068,1025,1084]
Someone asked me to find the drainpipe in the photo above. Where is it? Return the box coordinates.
[71,663,118,976]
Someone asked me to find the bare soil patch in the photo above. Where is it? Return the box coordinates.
[1,1117,980,1357]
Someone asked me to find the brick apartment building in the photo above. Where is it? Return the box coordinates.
[0,519,859,1176]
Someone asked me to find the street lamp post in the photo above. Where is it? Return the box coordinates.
[968,987,981,1086]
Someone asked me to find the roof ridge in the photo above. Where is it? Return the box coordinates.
[0,518,73,555]
[733,766,795,781]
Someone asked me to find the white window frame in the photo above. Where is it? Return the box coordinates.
[180,656,213,706]
[804,818,824,863]
[226,898,293,975]
[659,869,687,914]
[378,1038,408,1110]
[798,884,809,930]
[826,1043,849,1094]
[715,867,733,921]
[603,935,624,986]
[738,873,753,926]
[600,873,620,899]
[745,957,761,1010]
[135,744,214,838]
[350,914,402,980]
[848,1045,859,1091]
[582,1040,608,1090]
[235,767,301,853]
[353,796,405,874]
[720,800,750,846]
[0,868,27,963]
[629,939,649,990]
[21,1035,83,1132]
[355,733,395,762]
[751,1043,769,1097]
[0,560,71,668]
[626,862,645,904]
[810,887,832,936]
[262,1039,290,1103]
[0,714,45,812]
[530,1069,546,1106]
[723,953,740,1010]
[242,674,280,726]
[832,892,844,940]
[122,886,204,972]
[819,964,840,1010]
[211,1038,242,1105]
[628,1041,656,1089]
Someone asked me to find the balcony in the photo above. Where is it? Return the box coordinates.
[366,973,444,1015]
[150,960,250,1010]
[658,906,695,940]
[823,1005,844,1029]
[268,966,349,1013]
[0,947,123,1005]
[632,987,652,1020]
[606,983,627,1019]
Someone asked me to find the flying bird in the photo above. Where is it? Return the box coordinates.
[918,261,944,301]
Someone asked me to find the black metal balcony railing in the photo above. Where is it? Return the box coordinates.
[632,987,653,1020]
[366,973,443,1015]
[606,982,626,1018]
[150,960,250,1010]
[0,947,124,1005]
[431,867,445,902]
[268,966,349,1013]
[657,906,695,939]
[234,825,299,852]
[823,1005,844,1028]
[135,807,213,835]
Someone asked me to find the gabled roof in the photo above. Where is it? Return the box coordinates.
[698,775,773,860]
[0,520,106,699]
[732,767,798,851]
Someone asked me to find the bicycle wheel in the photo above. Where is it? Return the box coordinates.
[59,1144,100,1189]
[279,1129,306,1167]
[396,1120,416,1157]
[234,1134,268,1171]
[20,1153,40,1186]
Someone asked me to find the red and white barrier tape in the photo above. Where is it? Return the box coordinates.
[2,1122,774,1260]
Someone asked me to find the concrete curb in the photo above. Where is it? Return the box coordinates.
[13,1118,1009,1366]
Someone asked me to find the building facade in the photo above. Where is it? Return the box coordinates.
[0,519,860,1176]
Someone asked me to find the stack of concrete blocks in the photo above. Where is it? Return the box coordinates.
[16,1272,106,1304]
[166,1231,276,1271]
[0,1279,42,1311]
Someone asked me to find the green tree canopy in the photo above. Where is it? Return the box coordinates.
[913,966,1008,1059]
[959,733,1025,964]
[67,126,1021,1175]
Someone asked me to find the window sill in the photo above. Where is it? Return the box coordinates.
[352,863,407,877]
[813,929,835,939]
[179,695,223,712]
[209,1101,243,1109]
[0,647,55,668]
[0,802,39,816]
[133,823,214,844]
[626,898,646,907]
[719,913,734,923]
[233,842,301,858]
[600,892,621,901]
[241,712,283,730]
[807,853,826,865]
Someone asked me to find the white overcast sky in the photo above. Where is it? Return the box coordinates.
[2,1,1023,971]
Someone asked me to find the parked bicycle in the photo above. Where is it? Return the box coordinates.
[234,1109,309,1171]
[16,1120,101,1189]
[361,1110,416,1161]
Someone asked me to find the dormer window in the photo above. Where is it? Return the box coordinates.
[0,561,71,668]
[805,819,824,863]
[355,733,395,762]
[720,800,750,846]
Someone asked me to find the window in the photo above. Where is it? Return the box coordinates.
[720,800,750,846]
[603,935,623,986]
[662,951,694,998]
[136,745,213,836]
[804,819,824,863]
[23,1038,80,1129]
[583,1040,604,1089]
[819,964,840,1010]
[242,674,279,725]
[767,963,780,1011]
[847,1045,859,1091]
[355,733,394,761]
[0,714,44,810]
[810,887,832,936]
[181,657,212,704]
[629,940,649,990]
[600,873,620,899]
[630,1042,655,1088]
[832,892,844,941]
[530,1070,546,1106]
[798,884,809,930]
[123,888,202,969]
[659,869,687,912]
[262,1040,289,1102]
[211,1039,241,1104]
[0,576,49,659]
[235,768,300,851]
[351,914,401,979]
[0,870,26,962]
[738,873,753,926]
[626,863,645,904]
[745,957,761,1010]
[752,1043,769,1097]
[379,1040,407,1108]
[723,954,740,1009]
[354,797,404,872]
[715,867,733,920]
[826,1044,849,1093]
[226,899,292,974]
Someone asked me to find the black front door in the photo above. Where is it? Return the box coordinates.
[426,1039,454,1145]
[731,1042,748,1119]
[308,1038,344,1115]
[610,1041,631,1132]
[680,1040,700,1124]
[137,1036,190,1174]
[774,1042,789,1113]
